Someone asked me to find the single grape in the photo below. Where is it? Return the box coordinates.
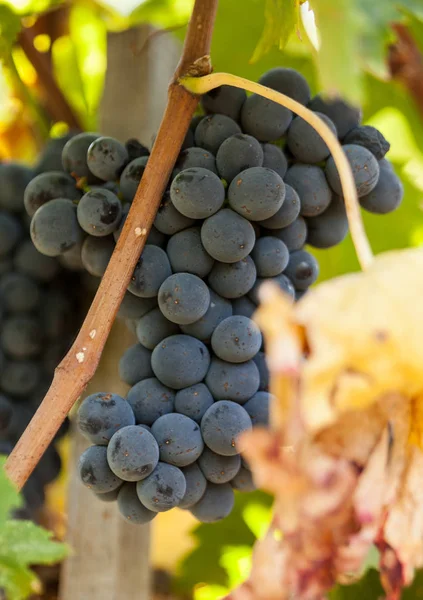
[231,467,256,492]
[1,315,42,358]
[201,85,247,120]
[1,360,40,397]
[59,240,85,271]
[174,383,214,423]
[154,190,195,235]
[261,144,288,178]
[190,482,234,522]
[201,209,256,263]
[0,212,22,257]
[241,95,292,142]
[359,159,403,214]
[118,343,153,387]
[325,144,380,197]
[136,307,180,349]
[259,68,311,105]
[126,378,175,425]
[77,392,135,445]
[343,125,390,159]
[30,198,83,257]
[0,163,33,212]
[151,413,204,467]
[35,133,74,174]
[158,273,210,325]
[243,391,272,426]
[94,488,121,503]
[194,114,241,154]
[118,292,157,320]
[232,296,256,319]
[0,272,40,312]
[308,95,361,139]
[166,227,214,278]
[248,273,295,305]
[151,334,210,390]
[117,483,156,524]
[77,189,122,237]
[251,236,289,277]
[306,195,348,248]
[62,132,101,181]
[198,448,241,484]
[201,401,252,456]
[179,462,207,509]
[272,216,307,251]
[107,425,159,482]
[228,167,285,221]
[13,239,60,282]
[125,138,149,162]
[24,171,81,217]
[258,184,300,229]
[287,112,337,163]
[180,290,232,341]
[284,249,319,290]
[211,316,262,364]
[79,445,122,493]
[136,462,186,512]
[87,136,128,181]
[285,164,332,217]
[208,256,257,299]
[216,134,264,183]
[174,147,217,176]
[205,358,260,404]
[129,245,172,298]
[81,235,115,277]
[120,156,149,203]
[170,167,225,219]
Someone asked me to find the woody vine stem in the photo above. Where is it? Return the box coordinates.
[5,2,372,490]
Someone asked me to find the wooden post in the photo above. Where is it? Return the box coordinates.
[59,25,180,600]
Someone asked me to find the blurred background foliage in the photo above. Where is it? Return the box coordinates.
[1,0,423,598]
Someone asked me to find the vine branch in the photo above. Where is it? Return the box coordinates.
[5,0,219,490]
[18,24,82,131]
[180,73,373,271]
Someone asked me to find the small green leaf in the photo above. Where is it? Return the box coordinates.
[251,0,299,64]
[0,520,68,566]
[0,558,37,600]
[0,5,21,61]
[0,458,22,524]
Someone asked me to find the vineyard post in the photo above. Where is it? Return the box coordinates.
[5,0,219,490]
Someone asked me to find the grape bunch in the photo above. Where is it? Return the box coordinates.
[0,137,83,518]
[23,67,403,523]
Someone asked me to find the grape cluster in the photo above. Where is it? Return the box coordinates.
[0,136,82,517]
[24,67,403,523]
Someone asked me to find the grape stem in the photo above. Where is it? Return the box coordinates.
[5,0,219,490]
[180,72,374,271]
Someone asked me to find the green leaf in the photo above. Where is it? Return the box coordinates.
[251,0,299,64]
[311,0,362,102]
[0,558,37,600]
[219,545,252,589]
[0,5,21,61]
[0,520,68,566]
[0,458,22,524]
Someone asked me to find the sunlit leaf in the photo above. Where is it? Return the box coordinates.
[0,458,22,524]
[0,559,37,600]
[251,0,300,64]
[0,5,21,61]
[0,520,68,565]
[220,545,252,589]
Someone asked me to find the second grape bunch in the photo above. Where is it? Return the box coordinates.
[23,67,403,523]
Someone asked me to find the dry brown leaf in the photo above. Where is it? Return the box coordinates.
[232,248,423,600]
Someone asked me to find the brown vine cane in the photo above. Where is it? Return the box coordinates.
[5,0,219,491]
